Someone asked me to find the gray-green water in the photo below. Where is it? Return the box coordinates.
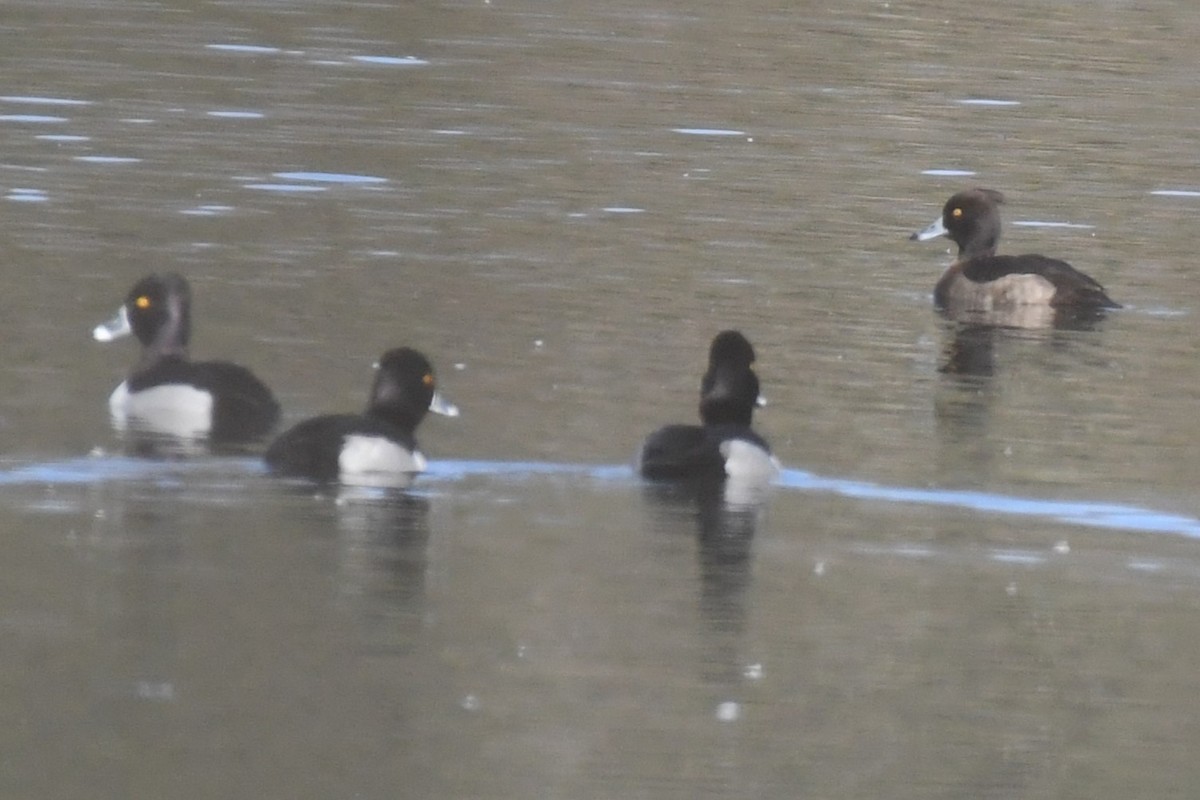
[4,0,1200,797]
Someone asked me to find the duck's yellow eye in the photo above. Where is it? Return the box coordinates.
[135,295,151,309]
[422,373,434,387]
[951,207,963,218]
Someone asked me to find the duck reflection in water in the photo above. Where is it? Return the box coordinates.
[939,308,1112,379]
[642,479,766,685]
[335,490,432,643]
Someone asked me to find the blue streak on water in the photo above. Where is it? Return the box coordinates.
[0,456,264,486]
[0,457,169,485]
[424,460,629,481]
[1,458,1197,539]
[775,469,1200,539]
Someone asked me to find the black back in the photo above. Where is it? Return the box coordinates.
[110,272,280,441]
[925,189,1119,310]
[638,330,770,480]
[264,414,416,482]
[264,347,445,482]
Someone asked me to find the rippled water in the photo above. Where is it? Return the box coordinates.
[5,0,1200,796]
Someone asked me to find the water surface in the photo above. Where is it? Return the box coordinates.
[4,0,1200,796]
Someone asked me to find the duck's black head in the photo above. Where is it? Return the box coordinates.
[367,347,459,432]
[699,330,761,428]
[912,188,1006,259]
[93,272,193,357]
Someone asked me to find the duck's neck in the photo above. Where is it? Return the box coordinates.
[957,216,1001,260]
[959,237,998,260]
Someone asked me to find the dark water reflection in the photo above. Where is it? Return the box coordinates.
[5,0,1200,796]
[642,479,765,688]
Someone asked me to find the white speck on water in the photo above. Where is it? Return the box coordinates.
[454,363,466,371]
[672,127,746,136]
[207,110,265,119]
[603,207,644,214]
[273,171,388,185]
[243,183,327,193]
[351,55,430,66]
[135,681,175,702]
[0,114,68,123]
[892,545,935,558]
[179,204,235,216]
[1012,220,1095,230]
[813,560,826,576]
[36,134,90,142]
[957,98,1020,106]
[1150,189,1200,198]
[716,702,740,722]
[206,43,282,54]
[1053,540,1070,554]
[991,549,1045,565]
[7,188,48,203]
[1006,582,1018,596]
[743,663,763,681]
[461,694,481,712]
[1,96,91,106]
[921,168,976,177]
[74,156,141,164]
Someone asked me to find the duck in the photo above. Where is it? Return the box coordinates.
[93,272,280,443]
[264,347,458,487]
[637,330,779,486]
[910,188,1119,316]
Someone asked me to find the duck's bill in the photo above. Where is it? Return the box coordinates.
[429,390,460,418]
[93,305,131,342]
[910,216,948,242]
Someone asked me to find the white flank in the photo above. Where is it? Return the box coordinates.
[109,382,213,438]
[339,435,426,488]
